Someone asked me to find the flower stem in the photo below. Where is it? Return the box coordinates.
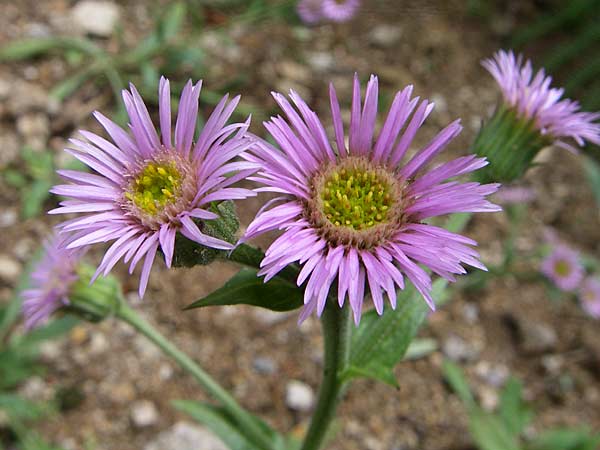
[301,304,352,450]
[116,301,274,450]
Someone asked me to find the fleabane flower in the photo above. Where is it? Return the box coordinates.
[243,75,500,324]
[296,0,360,24]
[473,50,600,183]
[579,277,600,319]
[321,0,360,22]
[297,0,323,24]
[22,235,84,329]
[50,78,256,297]
[541,244,584,292]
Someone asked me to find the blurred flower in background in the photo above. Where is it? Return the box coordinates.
[541,244,584,292]
[49,78,257,297]
[483,50,600,152]
[472,50,600,184]
[579,277,600,319]
[494,186,536,205]
[297,0,360,24]
[21,235,84,329]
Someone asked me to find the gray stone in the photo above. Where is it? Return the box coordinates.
[0,254,22,283]
[144,421,228,450]
[130,400,159,428]
[252,309,291,325]
[474,361,509,387]
[519,321,558,354]
[369,24,403,47]
[285,380,314,412]
[0,130,19,168]
[16,113,50,150]
[8,81,53,115]
[277,60,312,84]
[306,51,335,72]
[442,335,480,362]
[0,209,17,228]
[89,331,110,355]
[252,356,277,375]
[461,303,479,324]
[71,1,120,37]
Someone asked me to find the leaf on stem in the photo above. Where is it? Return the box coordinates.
[184,268,303,312]
[340,279,448,387]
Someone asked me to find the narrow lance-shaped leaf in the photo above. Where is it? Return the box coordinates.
[184,268,303,312]
[340,278,448,386]
[173,400,287,450]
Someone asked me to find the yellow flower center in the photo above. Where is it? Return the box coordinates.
[126,162,182,215]
[554,260,571,277]
[320,166,393,231]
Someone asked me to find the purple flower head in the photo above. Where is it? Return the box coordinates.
[50,78,256,298]
[21,235,85,329]
[243,75,500,324]
[579,277,600,319]
[541,244,584,292]
[494,186,536,205]
[321,0,360,22]
[297,0,323,24]
[482,50,600,151]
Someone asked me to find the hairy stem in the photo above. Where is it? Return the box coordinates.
[301,304,352,450]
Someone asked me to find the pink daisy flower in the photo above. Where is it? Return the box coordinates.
[50,78,256,297]
[579,277,600,319]
[21,234,84,329]
[541,245,584,292]
[482,50,600,151]
[243,75,500,324]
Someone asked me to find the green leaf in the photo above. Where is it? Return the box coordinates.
[184,268,303,312]
[12,315,78,354]
[499,378,533,437]
[0,38,73,60]
[173,400,268,450]
[469,409,522,450]
[442,360,475,406]
[157,2,186,41]
[0,349,41,389]
[22,180,54,219]
[0,393,47,421]
[403,338,438,360]
[527,428,600,450]
[340,279,448,386]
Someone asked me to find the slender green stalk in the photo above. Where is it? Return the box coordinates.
[300,304,352,450]
[116,302,274,450]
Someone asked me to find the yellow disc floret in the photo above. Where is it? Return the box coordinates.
[320,166,393,231]
[126,162,182,215]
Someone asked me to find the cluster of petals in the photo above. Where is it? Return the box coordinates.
[50,78,257,297]
[541,244,584,292]
[21,235,84,329]
[297,0,360,24]
[482,50,600,151]
[242,75,500,323]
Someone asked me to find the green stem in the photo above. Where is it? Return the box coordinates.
[116,302,274,450]
[300,304,352,450]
